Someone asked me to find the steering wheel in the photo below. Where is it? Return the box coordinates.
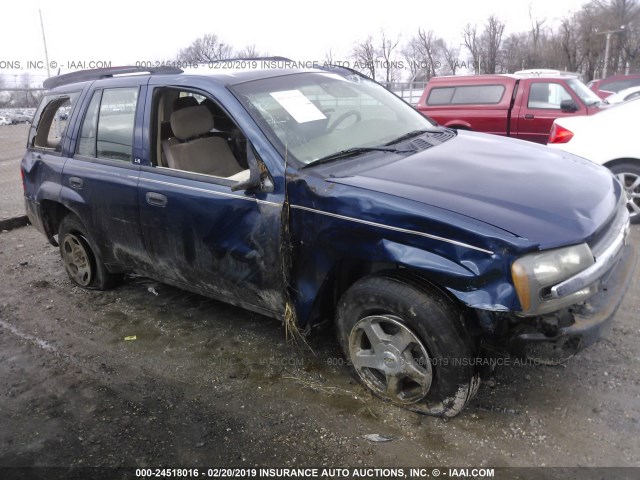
[327,110,361,133]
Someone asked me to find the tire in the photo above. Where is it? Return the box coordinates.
[58,214,120,290]
[609,161,640,224]
[336,275,480,417]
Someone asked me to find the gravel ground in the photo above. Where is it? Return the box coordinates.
[0,225,639,471]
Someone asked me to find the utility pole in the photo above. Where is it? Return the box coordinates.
[596,26,625,79]
[39,9,51,78]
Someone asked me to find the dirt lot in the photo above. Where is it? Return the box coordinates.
[0,225,639,470]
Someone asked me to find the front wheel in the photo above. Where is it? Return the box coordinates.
[336,275,480,417]
[58,214,120,290]
[609,161,640,223]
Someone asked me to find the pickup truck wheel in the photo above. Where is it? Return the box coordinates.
[609,162,640,223]
[58,215,119,290]
[336,275,480,417]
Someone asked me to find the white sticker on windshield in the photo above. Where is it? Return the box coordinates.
[270,90,327,123]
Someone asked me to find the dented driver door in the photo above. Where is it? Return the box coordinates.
[137,167,286,317]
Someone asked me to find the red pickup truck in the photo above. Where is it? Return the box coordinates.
[416,74,605,144]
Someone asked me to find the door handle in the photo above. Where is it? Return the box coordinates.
[69,176,84,189]
[524,114,535,120]
[146,192,168,207]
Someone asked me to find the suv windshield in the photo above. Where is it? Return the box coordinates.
[567,78,603,105]
[232,72,437,165]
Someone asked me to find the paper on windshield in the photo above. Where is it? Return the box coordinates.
[270,90,327,123]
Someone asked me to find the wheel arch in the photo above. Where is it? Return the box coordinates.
[304,259,475,332]
[39,200,75,246]
[603,157,640,169]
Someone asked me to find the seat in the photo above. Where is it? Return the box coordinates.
[165,105,244,178]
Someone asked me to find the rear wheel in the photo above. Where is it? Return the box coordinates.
[609,161,640,223]
[336,275,480,417]
[58,214,119,290]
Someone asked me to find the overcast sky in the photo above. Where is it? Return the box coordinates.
[1,0,589,83]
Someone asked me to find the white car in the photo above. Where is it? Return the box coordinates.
[605,86,640,104]
[0,116,10,126]
[548,97,640,222]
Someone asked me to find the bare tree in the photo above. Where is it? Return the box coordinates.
[529,7,547,66]
[380,30,400,83]
[236,45,268,58]
[324,48,336,65]
[176,34,234,63]
[463,23,482,73]
[502,32,528,72]
[483,15,506,73]
[401,39,422,79]
[415,28,441,79]
[439,40,461,75]
[559,16,582,72]
[352,36,378,79]
[602,0,640,74]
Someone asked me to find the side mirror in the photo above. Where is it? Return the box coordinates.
[230,145,269,193]
[560,99,579,112]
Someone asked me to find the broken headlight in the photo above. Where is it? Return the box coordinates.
[511,243,596,316]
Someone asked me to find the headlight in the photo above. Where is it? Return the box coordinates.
[511,243,596,316]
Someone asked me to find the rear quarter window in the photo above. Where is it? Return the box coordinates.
[29,92,80,152]
[427,85,505,106]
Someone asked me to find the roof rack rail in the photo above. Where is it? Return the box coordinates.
[319,63,372,80]
[319,63,383,86]
[43,66,183,90]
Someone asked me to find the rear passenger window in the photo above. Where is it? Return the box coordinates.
[30,92,80,152]
[77,92,101,157]
[76,87,139,161]
[602,78,640,93]
[427,85,505,105]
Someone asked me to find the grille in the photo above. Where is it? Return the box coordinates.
[588,203,629,260]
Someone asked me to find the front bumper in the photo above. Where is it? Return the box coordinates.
[511,241,636,363]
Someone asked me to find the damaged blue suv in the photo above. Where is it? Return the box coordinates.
[22,64,635,417]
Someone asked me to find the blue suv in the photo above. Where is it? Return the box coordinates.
[21,64,635,417]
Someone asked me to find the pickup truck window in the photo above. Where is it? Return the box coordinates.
[427,85,505,106]
[566,78,604,105]
[527,82,572,110]
[77,87,139,161]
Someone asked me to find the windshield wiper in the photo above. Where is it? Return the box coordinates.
[302,146,415,169]
[384,129,433,146]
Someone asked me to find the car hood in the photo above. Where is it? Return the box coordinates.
[327,131,620,248]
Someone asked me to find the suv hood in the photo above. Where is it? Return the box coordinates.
[328,131,619,248]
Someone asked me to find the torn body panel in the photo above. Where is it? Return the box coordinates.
[285,172,533,328]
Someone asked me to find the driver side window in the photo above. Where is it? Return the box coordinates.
[153,88,251,182]
[528,82,572,110]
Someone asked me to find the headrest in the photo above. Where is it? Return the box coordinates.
[173,96,199,111]
[170,105,215,141]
